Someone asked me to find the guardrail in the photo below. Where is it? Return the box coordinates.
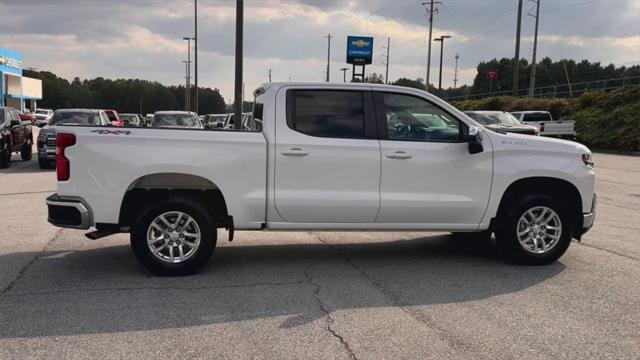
[447,76,640,101]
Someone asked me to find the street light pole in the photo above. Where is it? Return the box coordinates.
[433,35,451,95]
[194,0,198,114]
[340,67,349,82]
[182,36,195,111]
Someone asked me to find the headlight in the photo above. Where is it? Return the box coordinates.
[582,154,594,167]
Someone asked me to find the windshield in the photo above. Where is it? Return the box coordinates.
[466,112,521,125]
[152,114,201,128]
[35,110,49,115]
[50,111,102,125]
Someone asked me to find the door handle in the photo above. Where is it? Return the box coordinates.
[281,147,309,156]
[385,151,412,159]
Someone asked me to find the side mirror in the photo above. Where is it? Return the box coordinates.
[467,126,484,154]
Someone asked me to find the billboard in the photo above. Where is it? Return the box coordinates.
[346,36,373,65]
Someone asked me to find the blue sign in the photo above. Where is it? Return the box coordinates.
[346,36,373,65]
[0,48,23,76]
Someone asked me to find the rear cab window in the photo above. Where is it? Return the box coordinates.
[522,112,552,122]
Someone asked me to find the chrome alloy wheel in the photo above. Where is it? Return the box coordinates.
[147,211,201,264]
[516,206,563,254]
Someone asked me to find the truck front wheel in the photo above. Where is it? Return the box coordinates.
[130,197,216,276]
[495,194,572,265]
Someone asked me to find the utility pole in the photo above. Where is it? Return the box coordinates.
[325,34,332,82]
[194,0,198,114]
[340,67,349,82]
[383,37,390,84]
[268,68,272,83]
[422,1,441,92]
[513,0,523,96]
[563,61,573,97]
[453,53,459,90]
[528,0,540,97]
[234,0,243,130]
[433,35,451,95]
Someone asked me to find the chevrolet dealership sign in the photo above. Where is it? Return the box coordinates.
[0,48,23,75]
[346,36,373,65]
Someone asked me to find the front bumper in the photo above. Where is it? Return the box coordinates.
[581,194,596,235]
[46,194,92,229]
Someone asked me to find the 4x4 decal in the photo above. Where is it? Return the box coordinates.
[91,129,132,135]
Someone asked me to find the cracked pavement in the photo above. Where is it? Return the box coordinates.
[0,150,639,359]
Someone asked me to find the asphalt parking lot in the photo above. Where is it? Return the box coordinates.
[0,134,638,359]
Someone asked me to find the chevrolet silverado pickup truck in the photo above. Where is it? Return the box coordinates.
[46,83,596,276]
[511,111,576,138]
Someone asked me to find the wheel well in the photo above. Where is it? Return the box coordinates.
[494,177,583,236]
[119,173,229,228]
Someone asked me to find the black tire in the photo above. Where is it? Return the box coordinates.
[495,194,572,265]
[0,144,11,169]
[130,196,216,276]
[38,157,53,169]
[21,140,33,161]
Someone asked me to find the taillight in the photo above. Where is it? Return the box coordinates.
[539,123,545,132]
[56,133,76,181]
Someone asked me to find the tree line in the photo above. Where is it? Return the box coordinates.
[365,58,639,99]
[23,70,227,114]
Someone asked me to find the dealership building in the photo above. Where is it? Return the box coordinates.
[0,48,42,111]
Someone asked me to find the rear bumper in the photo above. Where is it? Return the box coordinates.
[581,194,596,235]
[46,194,92,229]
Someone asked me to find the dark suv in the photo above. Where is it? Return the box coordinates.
[0,106,33,168]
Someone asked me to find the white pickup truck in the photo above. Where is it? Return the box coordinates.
[511,111,576,138]
[46,83,596,275]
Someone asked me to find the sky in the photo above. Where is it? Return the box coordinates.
[1,0,638,102]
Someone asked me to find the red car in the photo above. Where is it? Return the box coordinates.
[19,112,36,126]
[104,109,124,126]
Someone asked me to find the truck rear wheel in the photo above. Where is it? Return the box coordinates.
[495,194,572,265]
[130,197,216,276]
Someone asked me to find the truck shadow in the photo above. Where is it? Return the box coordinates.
[0,233,565,338]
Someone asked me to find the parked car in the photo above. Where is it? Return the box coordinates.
[19,111,36,126]
[221,112,253,130]
[33,109,54,127]
[151,111,203,129]
[464,111,539,135]
[0,106,33,168]
[202,114,230,129]
[104,109,124,127]
[511,111,575,138]
[45,83,596,276]
[120,113,144,127]
[37,109,110,169]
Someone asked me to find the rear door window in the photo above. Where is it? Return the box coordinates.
[289,90,365,139]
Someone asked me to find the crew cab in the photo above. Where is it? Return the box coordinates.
[0,106,33,168]
[511,111,575,138]
[46,83,596,276]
